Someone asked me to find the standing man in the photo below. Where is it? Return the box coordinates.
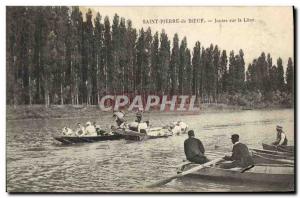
[135,111,143,123]
[113,111,126,128]
[184,130,209,164]
[272,125,288,146]
[221,134,254,169]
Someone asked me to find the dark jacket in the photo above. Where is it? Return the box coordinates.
[184,137,205,161]
[224,142,254,167]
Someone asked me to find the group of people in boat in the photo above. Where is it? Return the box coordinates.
[112,111,149,133]
[112,110,188,135]
[184,125,288,169]
[62,121,106,137]
[61,110,150,137]
[61,110,189,137]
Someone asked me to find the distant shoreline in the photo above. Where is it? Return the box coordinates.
[6,104,292,121]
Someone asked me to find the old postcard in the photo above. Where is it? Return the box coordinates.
[6,6,294,192]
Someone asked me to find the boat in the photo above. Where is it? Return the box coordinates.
[250,148,294,157]
[53,134,123,144]
[262,143,294,153]
[114,127,172,141]
[252,151,294,165]
[178,163,294,185]
[250,149,294,160]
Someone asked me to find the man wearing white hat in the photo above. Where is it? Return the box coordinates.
[272,125,288,146]
[85,121,97,136]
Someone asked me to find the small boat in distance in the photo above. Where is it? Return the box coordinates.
[252,151,294,165]
[262,143,294,153]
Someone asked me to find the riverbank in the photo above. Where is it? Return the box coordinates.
[6,104,292,120]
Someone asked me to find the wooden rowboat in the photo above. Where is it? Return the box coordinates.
[179,163,294,185]
[250,148,294,157]
[252,152,294,165]
[114,128,171,141]
[53,134,123,144]
[262,143,294,153]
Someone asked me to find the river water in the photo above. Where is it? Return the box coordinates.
[6,109,294,192]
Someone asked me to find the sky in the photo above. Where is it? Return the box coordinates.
[80,6,293,69]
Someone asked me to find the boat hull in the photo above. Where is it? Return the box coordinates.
[54,134,123,144]
[114,129,171,141]
[250,148,294,157]
[262,143,294,153]
[252,152,294,165]
[180,164,294,185]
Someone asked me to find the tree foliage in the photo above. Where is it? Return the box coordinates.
[6,6,294,107]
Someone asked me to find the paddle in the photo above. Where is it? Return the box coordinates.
[146,157,223,188]
[240,165,255,173]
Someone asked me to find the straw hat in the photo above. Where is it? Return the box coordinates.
[276,125,283,130]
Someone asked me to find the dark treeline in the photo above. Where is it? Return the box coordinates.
[6,6,294,107]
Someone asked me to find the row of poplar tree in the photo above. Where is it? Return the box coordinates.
[6,6,294,106]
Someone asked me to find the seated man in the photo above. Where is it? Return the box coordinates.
[93,122,104,136]
[137,122,148,134]
[62,127,73,136]
[85,121,97,136]
[170,123,181,135]
[184,130,209,164]
[75,123,86,136]
[221,134,254,169]
[272,125,288,146]
[178,121,188,133]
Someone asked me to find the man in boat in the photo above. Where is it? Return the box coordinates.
[221,134,254,169]
[178,121,188,133]
[85,121,97,136]
[75,123,86,136]
[127,111,148,133]
[184,130,209,164]
[93,122,105,136]
[169,122,181,135]
[113,111,126,128]
[62,127,74,136]
[272,125,288,146]
[135,111,143,123]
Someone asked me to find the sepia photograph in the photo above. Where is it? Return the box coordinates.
[6,6,295,193]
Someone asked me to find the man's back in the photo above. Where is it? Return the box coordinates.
[232,142,253,167]
[184,137,205,160]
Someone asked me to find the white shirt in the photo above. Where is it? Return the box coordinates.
[76,126,86,136]
[279,133,286,145]
[85,125,97,136]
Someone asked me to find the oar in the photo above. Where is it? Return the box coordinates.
[146,157,223,188]
[240,165,255,173]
